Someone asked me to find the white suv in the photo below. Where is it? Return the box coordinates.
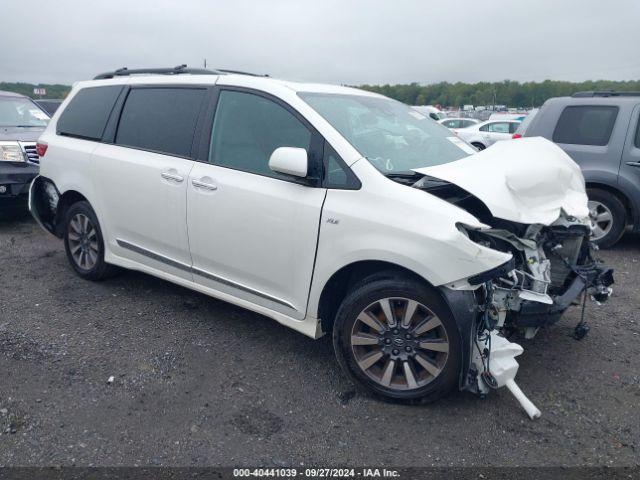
[29,66,613,409]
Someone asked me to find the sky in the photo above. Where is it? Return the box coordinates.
[1,0,639,86]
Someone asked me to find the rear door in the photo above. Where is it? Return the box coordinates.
[480,121,513,145]
[186,88,326,318]
[92,85,209,279]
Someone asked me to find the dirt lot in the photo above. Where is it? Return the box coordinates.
[0,216,638,467]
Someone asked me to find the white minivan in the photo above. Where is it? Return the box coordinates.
[30,66,612,407]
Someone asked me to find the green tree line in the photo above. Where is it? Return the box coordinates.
[2,79,639,107]
[358,79,640,108]
[0,82,71,99]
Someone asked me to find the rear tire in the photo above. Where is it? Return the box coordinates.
[332,273,460,404]
[471,142,486,151]
[587,188,626,248]
[63,201,118,281]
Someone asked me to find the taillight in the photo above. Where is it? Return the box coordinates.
[512,133,522,139]
[36,142,48,157]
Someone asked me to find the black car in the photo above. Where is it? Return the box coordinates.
[0,90,49,216]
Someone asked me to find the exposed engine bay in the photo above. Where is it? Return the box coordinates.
[389,163,614,418]
[411,173,614,335]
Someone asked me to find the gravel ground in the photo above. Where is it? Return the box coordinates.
[0,216,638,467]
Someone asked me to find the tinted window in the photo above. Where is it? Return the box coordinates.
[553,105,618,146]
[116,88,205,157]
[635,113,640,148]
[57,86,122,140]
[462,120,476,128]
[508,122,520,134]
[209,90,311,179]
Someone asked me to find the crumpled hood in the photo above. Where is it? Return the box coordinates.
[413,137,589,225]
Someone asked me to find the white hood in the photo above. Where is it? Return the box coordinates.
[413,137,589,225]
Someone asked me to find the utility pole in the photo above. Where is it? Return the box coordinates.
[203,58,207,68]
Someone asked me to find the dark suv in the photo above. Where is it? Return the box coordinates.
[523,91,640,247]
[0,90,49,216]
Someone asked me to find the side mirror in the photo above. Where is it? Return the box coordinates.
[268,147,308,178]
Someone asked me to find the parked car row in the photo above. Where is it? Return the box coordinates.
[26,66,613,417]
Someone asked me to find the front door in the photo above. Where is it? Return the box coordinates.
[186,89,326,318]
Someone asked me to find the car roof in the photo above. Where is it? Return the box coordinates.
[544,95,640,107]
[75,73,383,98]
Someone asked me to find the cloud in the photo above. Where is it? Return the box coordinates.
[1,0,638,85]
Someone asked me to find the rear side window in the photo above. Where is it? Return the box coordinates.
[116,87,206,157]
[553,105,618,146]
[57,86,122,140]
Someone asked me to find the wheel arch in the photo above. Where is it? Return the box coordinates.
[317,259,479,392]
[315,260,434,334]
[30,176,91,238]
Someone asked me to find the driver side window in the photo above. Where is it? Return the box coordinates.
[209,90,311,180]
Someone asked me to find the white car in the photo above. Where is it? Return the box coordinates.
[438,117,480,129]
[454,119,521,150]
[29,66,612,412]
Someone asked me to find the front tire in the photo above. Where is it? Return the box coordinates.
[63,201,118,281]
[332,273,461,403]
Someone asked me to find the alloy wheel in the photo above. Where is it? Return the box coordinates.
[588,200,613,241]
[67,213,99,270]
[350,297,449,391]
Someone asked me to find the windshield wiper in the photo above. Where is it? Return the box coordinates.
[383,171,423,179]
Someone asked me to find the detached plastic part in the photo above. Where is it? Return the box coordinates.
[485,333,541,419]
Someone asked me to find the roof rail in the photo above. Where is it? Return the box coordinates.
[216,69,268,77]
[94,64,268,80]
[93,64,220,80]
[572,90,640,98]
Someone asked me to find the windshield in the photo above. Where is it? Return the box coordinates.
[299,92,471,173]
[0,96,50,127]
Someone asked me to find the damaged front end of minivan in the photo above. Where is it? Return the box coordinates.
[411,138,614,417]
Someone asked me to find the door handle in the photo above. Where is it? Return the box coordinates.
[625,161,640,168]
[161,171,184,183]
[192,179,218,191]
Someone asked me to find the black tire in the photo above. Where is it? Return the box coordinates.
[332,272,461,404]
[587,188,626,248]
[63,201,118,281]
[471,142,486,151]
